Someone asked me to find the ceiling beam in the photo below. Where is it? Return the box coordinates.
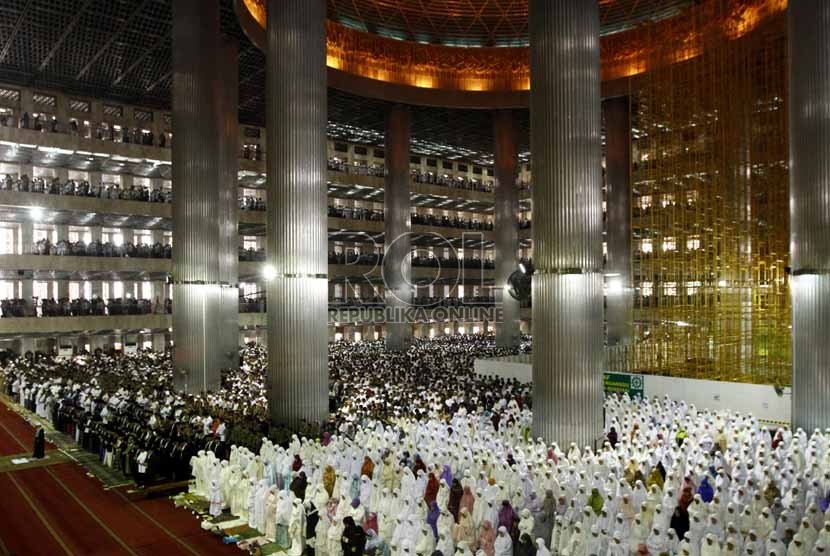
[238,93,262,110]
[36,0,95,73]
[144,69,171,93]
[75,0,150,80]
[238,66,264,87]
[112,32,170,88]
[0,0,34,65]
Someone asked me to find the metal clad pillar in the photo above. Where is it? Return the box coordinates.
[604,97,633,348]
[790,0,830,431]
[266,0,329,426]
[218,37,240,370]
[171,0,224,394]
[530,0,604,446]
[383,105,413,351]
[494,110,520,347]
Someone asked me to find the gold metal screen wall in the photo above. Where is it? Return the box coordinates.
[607,1,790,386]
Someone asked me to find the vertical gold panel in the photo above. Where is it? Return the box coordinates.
[608,1,790,386]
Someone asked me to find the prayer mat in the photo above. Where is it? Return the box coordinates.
[214,517,247,530]
[172,492,210,513]
[260,542,288,555]
[238,536,269,553]
[224,525,261,540]
[210,513,240,525]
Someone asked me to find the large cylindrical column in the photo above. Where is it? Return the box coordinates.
[171,0,227,394]
[265,0,329,426]
[218,37,240,371]
[383,105,413,351]
[604,97,633,348]
[494,110,520,347]
[790,0,830,431]
[530,0,604,446]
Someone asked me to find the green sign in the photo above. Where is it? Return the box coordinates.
[604,372,644,398]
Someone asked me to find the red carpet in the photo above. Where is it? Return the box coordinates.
[133,497,241,555]
[0,461,240,556]
[48,462,176,550]
[13,466,132,555]
[0,399,240,556]
[135,538,191,556]
[0,403,56,451]
[0,473,70,555]
[0,423,26,455]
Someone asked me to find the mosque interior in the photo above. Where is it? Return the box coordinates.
[0,0,826,554]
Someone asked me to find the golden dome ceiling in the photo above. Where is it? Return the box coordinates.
[326,0,694,47]
[237,0,788,108]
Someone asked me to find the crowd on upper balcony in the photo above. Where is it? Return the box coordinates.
[410,212,494,231]
[0,296,171,318]
[328,206,384,221]
[1,174,172,203]
[240,195,266,211]
[327,251,495,269]
[327,205,494,231]
[239,246,266,262]
[31,238,172,259]
[327,159,496,194]
[0,111,168,147]
[327,159,385,177]
[411,170,493,193]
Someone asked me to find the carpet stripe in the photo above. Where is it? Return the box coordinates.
[2,472,73,556]
[48,462,175,549]
[13,466,131,555]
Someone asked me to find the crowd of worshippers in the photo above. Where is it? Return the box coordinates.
[411,170,494,193]
[329,206,386,222]
[242,144,264,161]
[328,160,386,178]
[31,237,172,258]
[0,296,160,318]
[6,336,828,556]
[325,160,494,195]
[2,347,271,486]
[0,336,529,487]
[410,213,494,232]
[241,295,497,313]
[241,195,266,211]
[188,394,829,556]
[325,206,494,233]
[0,110,169,147]
[328,336,531,424]
[240,246,267,262]
[326,251,497,271]
[1,174,171,202]
[327,297,497,309]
